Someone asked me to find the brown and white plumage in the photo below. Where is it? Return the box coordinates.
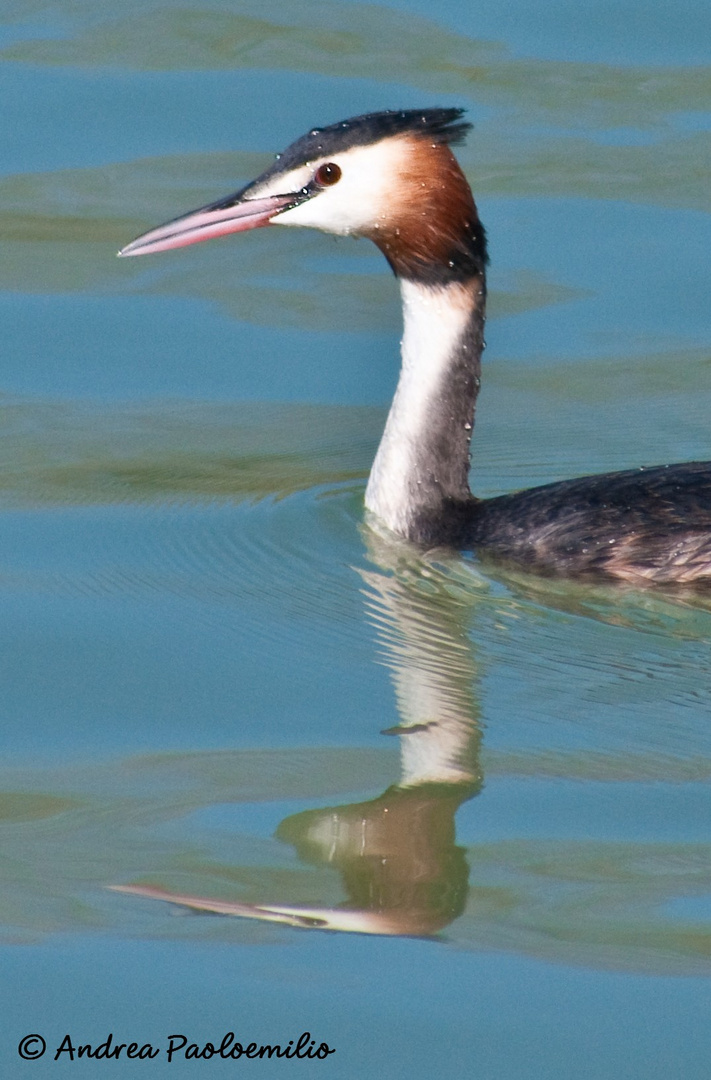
[120,108,711,585]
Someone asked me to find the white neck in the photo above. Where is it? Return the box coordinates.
[365,278,484,541]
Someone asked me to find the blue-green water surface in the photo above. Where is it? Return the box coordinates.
[1,1,710,1076]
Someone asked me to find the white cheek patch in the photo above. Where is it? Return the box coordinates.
[248,164,313,200]
[267,139,413,236]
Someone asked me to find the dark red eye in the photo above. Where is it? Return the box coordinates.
[315,162,342,186]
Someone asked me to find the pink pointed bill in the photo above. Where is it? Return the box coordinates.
[118,192,298,257]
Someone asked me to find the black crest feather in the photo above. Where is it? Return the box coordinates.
[259,108,471,179]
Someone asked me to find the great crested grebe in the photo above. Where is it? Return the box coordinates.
[120,108,711,586]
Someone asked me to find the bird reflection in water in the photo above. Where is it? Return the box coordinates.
[114,528,484,936]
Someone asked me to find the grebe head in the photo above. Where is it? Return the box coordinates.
[119,108,487,285]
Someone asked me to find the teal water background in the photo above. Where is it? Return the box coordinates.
[1,1,710,1076]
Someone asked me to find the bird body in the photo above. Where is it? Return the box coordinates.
[120,108,711,586]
